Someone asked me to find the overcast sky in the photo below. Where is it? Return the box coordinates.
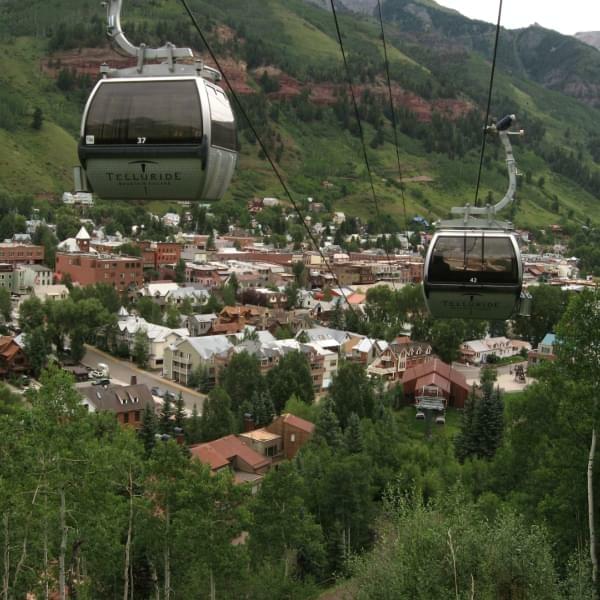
[435,0,599,36]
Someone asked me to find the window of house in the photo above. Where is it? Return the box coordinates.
[134,411,141,421]
[123,413,129,424]
[290,433,296,443]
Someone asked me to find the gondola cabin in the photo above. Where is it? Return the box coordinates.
[423,230,522,320]
[78,76,237,201]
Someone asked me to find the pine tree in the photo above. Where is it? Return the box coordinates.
[455,384,504,462]
[139,404,158,455]
[174,393,186,430]
[344,413,363,454]
[473,385,504,459]
[159,394,174,436]
[186,403,203,444]
[314,398,343,449]
[454,385,478,463]
[200,386,237,441]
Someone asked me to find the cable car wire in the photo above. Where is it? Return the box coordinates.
[179,0,362,322]
[473,0,504,207]
[375,0,409,237]
[329,0,398,289]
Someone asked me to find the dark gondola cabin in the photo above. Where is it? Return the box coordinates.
[423,230,522,320]
[78,76,237,201]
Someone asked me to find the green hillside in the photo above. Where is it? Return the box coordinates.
[0,0,599,230]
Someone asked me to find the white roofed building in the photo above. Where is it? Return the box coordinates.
[117,315,189,370]
[163,335,233,386]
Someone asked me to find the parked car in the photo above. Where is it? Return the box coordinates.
[91,378,111,387]
[151,387,165,398]
[416,411,425,420]
[164,391,177,401]
[435,415,446,425]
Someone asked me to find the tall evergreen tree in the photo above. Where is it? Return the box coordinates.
[455,384,504,462]
[329,361,375,428]
[140,404,158,455]
[344,412,363,454]
[314,398,343,449]
[200,386,237,441]
[266,350,314,413]
[454,385,478,463]
[174,392,186,430]
[186,403,203,444]
[159,394,174,436]
[473,385,504,459]
[220,351,264,415]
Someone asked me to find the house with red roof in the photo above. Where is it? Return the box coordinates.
[190,434,271,487]
[402,358,469,408]
[0,335,29,378]
[240,413,315,461]
[190,413,315,487]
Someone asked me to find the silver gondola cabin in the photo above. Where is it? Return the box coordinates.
[75,0,237,202]
[423,229,523,320]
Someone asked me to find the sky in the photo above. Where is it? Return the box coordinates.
[434,0,599,36]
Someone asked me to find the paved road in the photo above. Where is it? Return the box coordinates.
[82,345,206,413]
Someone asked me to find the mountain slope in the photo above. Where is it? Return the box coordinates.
[575,31,600,51]
[0,0,599,230]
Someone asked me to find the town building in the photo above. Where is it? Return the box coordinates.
[0,264,13,290]
[0,243,44,266]
[117,312,188,369]
[136,241,182,270]
[163,335,233,386]
[460,336,530,365]
[239,413,315,460]
[0,336,29,378]
[13,264,53,293]
[402,359,470,409]
[190,435,271,489]
[55,252,143,292]
[528,333,558,365]
[186,313,218,336]
[79,382,155,429]
[367,338,433,386]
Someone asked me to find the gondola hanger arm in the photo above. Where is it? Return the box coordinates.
[446,114,524,229]
[103,0,193,63]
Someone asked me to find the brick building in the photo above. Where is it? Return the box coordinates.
[0,243,44,266]
[136,241,182,270]
[55,252,143,291]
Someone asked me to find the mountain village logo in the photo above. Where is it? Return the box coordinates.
[442,293,499,312]
[104,160,183,186]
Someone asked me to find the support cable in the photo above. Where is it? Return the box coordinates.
[179,0,361,321]
[473,0,504,207]
[330,0,398,289]
[376,0,409,237]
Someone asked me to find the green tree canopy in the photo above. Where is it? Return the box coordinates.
[200,386,237,441]
[266,350,314,413]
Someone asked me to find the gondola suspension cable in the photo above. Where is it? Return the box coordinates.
[473,0,504,207]
[376,0,409,237]
[179,0,362,321]
[329,0,398,289]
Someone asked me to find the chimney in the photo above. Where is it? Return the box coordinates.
[130,375,137,385]
[243,412,255,432]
